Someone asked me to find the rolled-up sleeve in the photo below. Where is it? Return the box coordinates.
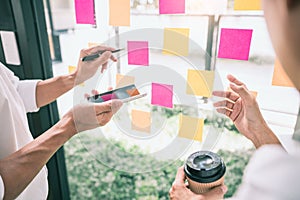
[0,175,4,199]
[17,80,40,113]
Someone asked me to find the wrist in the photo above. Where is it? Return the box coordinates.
[252,124,281,148]
[67,72,77,87]
[54,114,77,139]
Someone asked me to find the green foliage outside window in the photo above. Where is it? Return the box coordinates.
[65,134,253,199]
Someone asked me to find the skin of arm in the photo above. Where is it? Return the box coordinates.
[0,115,75,200]
[0,99,123,200]
[0,45,120,199]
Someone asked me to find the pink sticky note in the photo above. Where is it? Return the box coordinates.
[75,0,96,25]
[159,0,185,14]
[218,28,253,61]
[151,83,173,108]
[127,41,149,66]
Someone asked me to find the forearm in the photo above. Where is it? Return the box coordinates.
[251,122,282,149]
[0,116,75,200]
[36,73,76,108]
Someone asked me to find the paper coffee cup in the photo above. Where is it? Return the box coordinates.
[184,151,226,194]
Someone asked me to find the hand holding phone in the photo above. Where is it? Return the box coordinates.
[87,84,146,103]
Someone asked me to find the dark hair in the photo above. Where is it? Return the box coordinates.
[288,0,300,9]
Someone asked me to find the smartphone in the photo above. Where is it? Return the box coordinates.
[87,84,147,103]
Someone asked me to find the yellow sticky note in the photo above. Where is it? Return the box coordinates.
[131,110,151,133]
[186,70,215,98]
[163,28,190,56]
[272,59,294,88]
[68,66,76,74]
[109,0,130,26]
[68,66,85,87]
[178,114,204,142]
[88,42,101,48]
[116,74,135,88]
[234,0,261,10]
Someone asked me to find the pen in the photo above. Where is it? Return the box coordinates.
[81,48,124,62]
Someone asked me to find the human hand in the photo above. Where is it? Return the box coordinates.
[74,46,117,85]
[213,74,281,148]
[169,167,227,200]
[61,100,123,136]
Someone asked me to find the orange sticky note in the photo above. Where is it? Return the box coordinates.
[131,110,151,133]
[109,0,130,26]
[186,70,215,98]
[234,0,261,10]
[163,28,190,56]
[272,59,294,88]
[88,42,101,48]
[116,74,135,88]
[178,114,204,142]
[126,88,140,96]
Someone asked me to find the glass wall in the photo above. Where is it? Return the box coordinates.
[44,0,299,199]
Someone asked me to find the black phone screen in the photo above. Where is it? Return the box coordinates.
[87,84,140,103]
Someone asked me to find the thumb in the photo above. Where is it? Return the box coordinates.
[201,185,227,200]
[95,51,112,66]
[111,99,123,114]
[93,99,123,115]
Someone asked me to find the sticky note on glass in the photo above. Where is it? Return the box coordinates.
[178,114,204,142]
[68,66,76,74]
[151,83,173,108]
[159,0,185,14]
[127,41,149,66]
[186,70,215,98]
[218,28,253,61]
[131,109,151,133]
[234,0,261,10]
[109,0,130,26]
[68,66,84,86]
[272,59,295,87]
[163,28,190,56]
[75,0,96,25]
[88,42,100,48]
[116,74,135,88]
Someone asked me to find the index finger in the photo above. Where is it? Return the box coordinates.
[212,91,240,102]
[227,74,246,87]
[174,166,186,184]
[94,99,123,115]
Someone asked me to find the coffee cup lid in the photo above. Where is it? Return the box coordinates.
[184,151,226,183]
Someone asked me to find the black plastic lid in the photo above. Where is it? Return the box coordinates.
[184,151,226,183]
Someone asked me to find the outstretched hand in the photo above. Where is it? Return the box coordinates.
[213,75,281,148]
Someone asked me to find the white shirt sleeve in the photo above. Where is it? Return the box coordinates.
[17,80,40,113]
[0,63,40,113]
[233,145,300,200]
[0,175,4,200]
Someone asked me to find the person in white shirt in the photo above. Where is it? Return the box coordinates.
[169,0,300,199]
[0,46,123,200]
